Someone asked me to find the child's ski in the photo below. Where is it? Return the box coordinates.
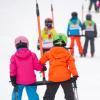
[36,0,45,81]
[14,86,18,100]
[51,3,55,28]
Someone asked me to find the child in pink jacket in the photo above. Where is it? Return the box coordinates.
[10,36,44,100]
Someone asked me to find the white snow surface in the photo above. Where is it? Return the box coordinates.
[0,0,100,100]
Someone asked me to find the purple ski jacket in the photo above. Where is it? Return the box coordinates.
[10,48,42,85]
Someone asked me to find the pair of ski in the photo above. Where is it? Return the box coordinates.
[13,78,79,100]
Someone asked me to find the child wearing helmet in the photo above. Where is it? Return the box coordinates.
[10,36,44,100]
[37,18,57,53]
[82,14,97,57]
[67,12,83,57]
[39,33,79,100]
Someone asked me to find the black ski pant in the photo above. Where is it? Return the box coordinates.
[89,0,98,11]
[43,81,74,100]
[83,37,95,55]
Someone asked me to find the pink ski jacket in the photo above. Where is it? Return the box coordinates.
[10,48,42,85]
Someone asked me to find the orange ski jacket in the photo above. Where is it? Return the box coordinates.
[40,47,78,82]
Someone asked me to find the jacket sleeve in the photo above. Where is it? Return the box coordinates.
[94,23,97,37]
[79,20,83,30]
[10,55,17,76]
[39,52,49,64]
[67,55,78,76]
[82,22,86,30]
[32,53,43,71]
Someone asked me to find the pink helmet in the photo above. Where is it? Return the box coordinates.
[15,36,29,46]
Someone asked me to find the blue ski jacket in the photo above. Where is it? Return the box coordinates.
[67,18,82,36]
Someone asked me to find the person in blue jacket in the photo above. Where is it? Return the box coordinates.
[67,12,83,56]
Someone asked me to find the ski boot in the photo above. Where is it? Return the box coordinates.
[91,53,94,57]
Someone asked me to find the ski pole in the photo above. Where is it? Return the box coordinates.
[73,81,79,100]
[51,3,54,28]
[9,81,18,100]
[14,86,18,100]
[82,3,84,23]
[81,3,84,35]
[36,0,46,81]
[68,35,85,37]
[18,77,78,86]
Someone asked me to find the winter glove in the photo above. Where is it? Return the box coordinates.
[42,64,47,71]
[94,35,97,38]
[73,75,79,81]
[37,44,40,50]
[10,76,16,87]
[37,39,40,50]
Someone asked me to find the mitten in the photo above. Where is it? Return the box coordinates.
[73,75,79,81]
[10,76,16,87]
[42,64,47,71]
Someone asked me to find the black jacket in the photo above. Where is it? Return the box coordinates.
[82,20,97,38]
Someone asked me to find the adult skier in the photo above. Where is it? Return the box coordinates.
[10,36,45,100]
[37,18,57,53]
[88,0,98,12]
[67,12,83,56]
[82,14,97,57]
[39,33,79,100]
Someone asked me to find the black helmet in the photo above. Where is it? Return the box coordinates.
[86,14,92,20]
[71,12,78,17]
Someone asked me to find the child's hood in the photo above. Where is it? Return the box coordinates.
[70,18,78,24]
[15,48,31,59]
[49,47,68,58]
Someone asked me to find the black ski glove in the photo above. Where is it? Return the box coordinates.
[73,75,79,81]
[10,76,16,87]
[37,44,40,50]
[94,35,97,38]
[42,64,47,71]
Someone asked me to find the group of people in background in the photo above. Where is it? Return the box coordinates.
[37,12,97,57]
[9,7,98,100]
[67,12,97,57]
[89,0,100,13]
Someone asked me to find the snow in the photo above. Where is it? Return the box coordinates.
[0,0,100,100]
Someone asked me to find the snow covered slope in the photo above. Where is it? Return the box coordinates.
[0,0,100,100]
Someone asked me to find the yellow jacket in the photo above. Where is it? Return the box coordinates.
[41,28,57,49]
[42,27,57,40]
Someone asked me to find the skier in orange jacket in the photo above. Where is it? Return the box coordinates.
[39,33,79,100]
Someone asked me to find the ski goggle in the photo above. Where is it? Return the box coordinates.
[45,23,52,28]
